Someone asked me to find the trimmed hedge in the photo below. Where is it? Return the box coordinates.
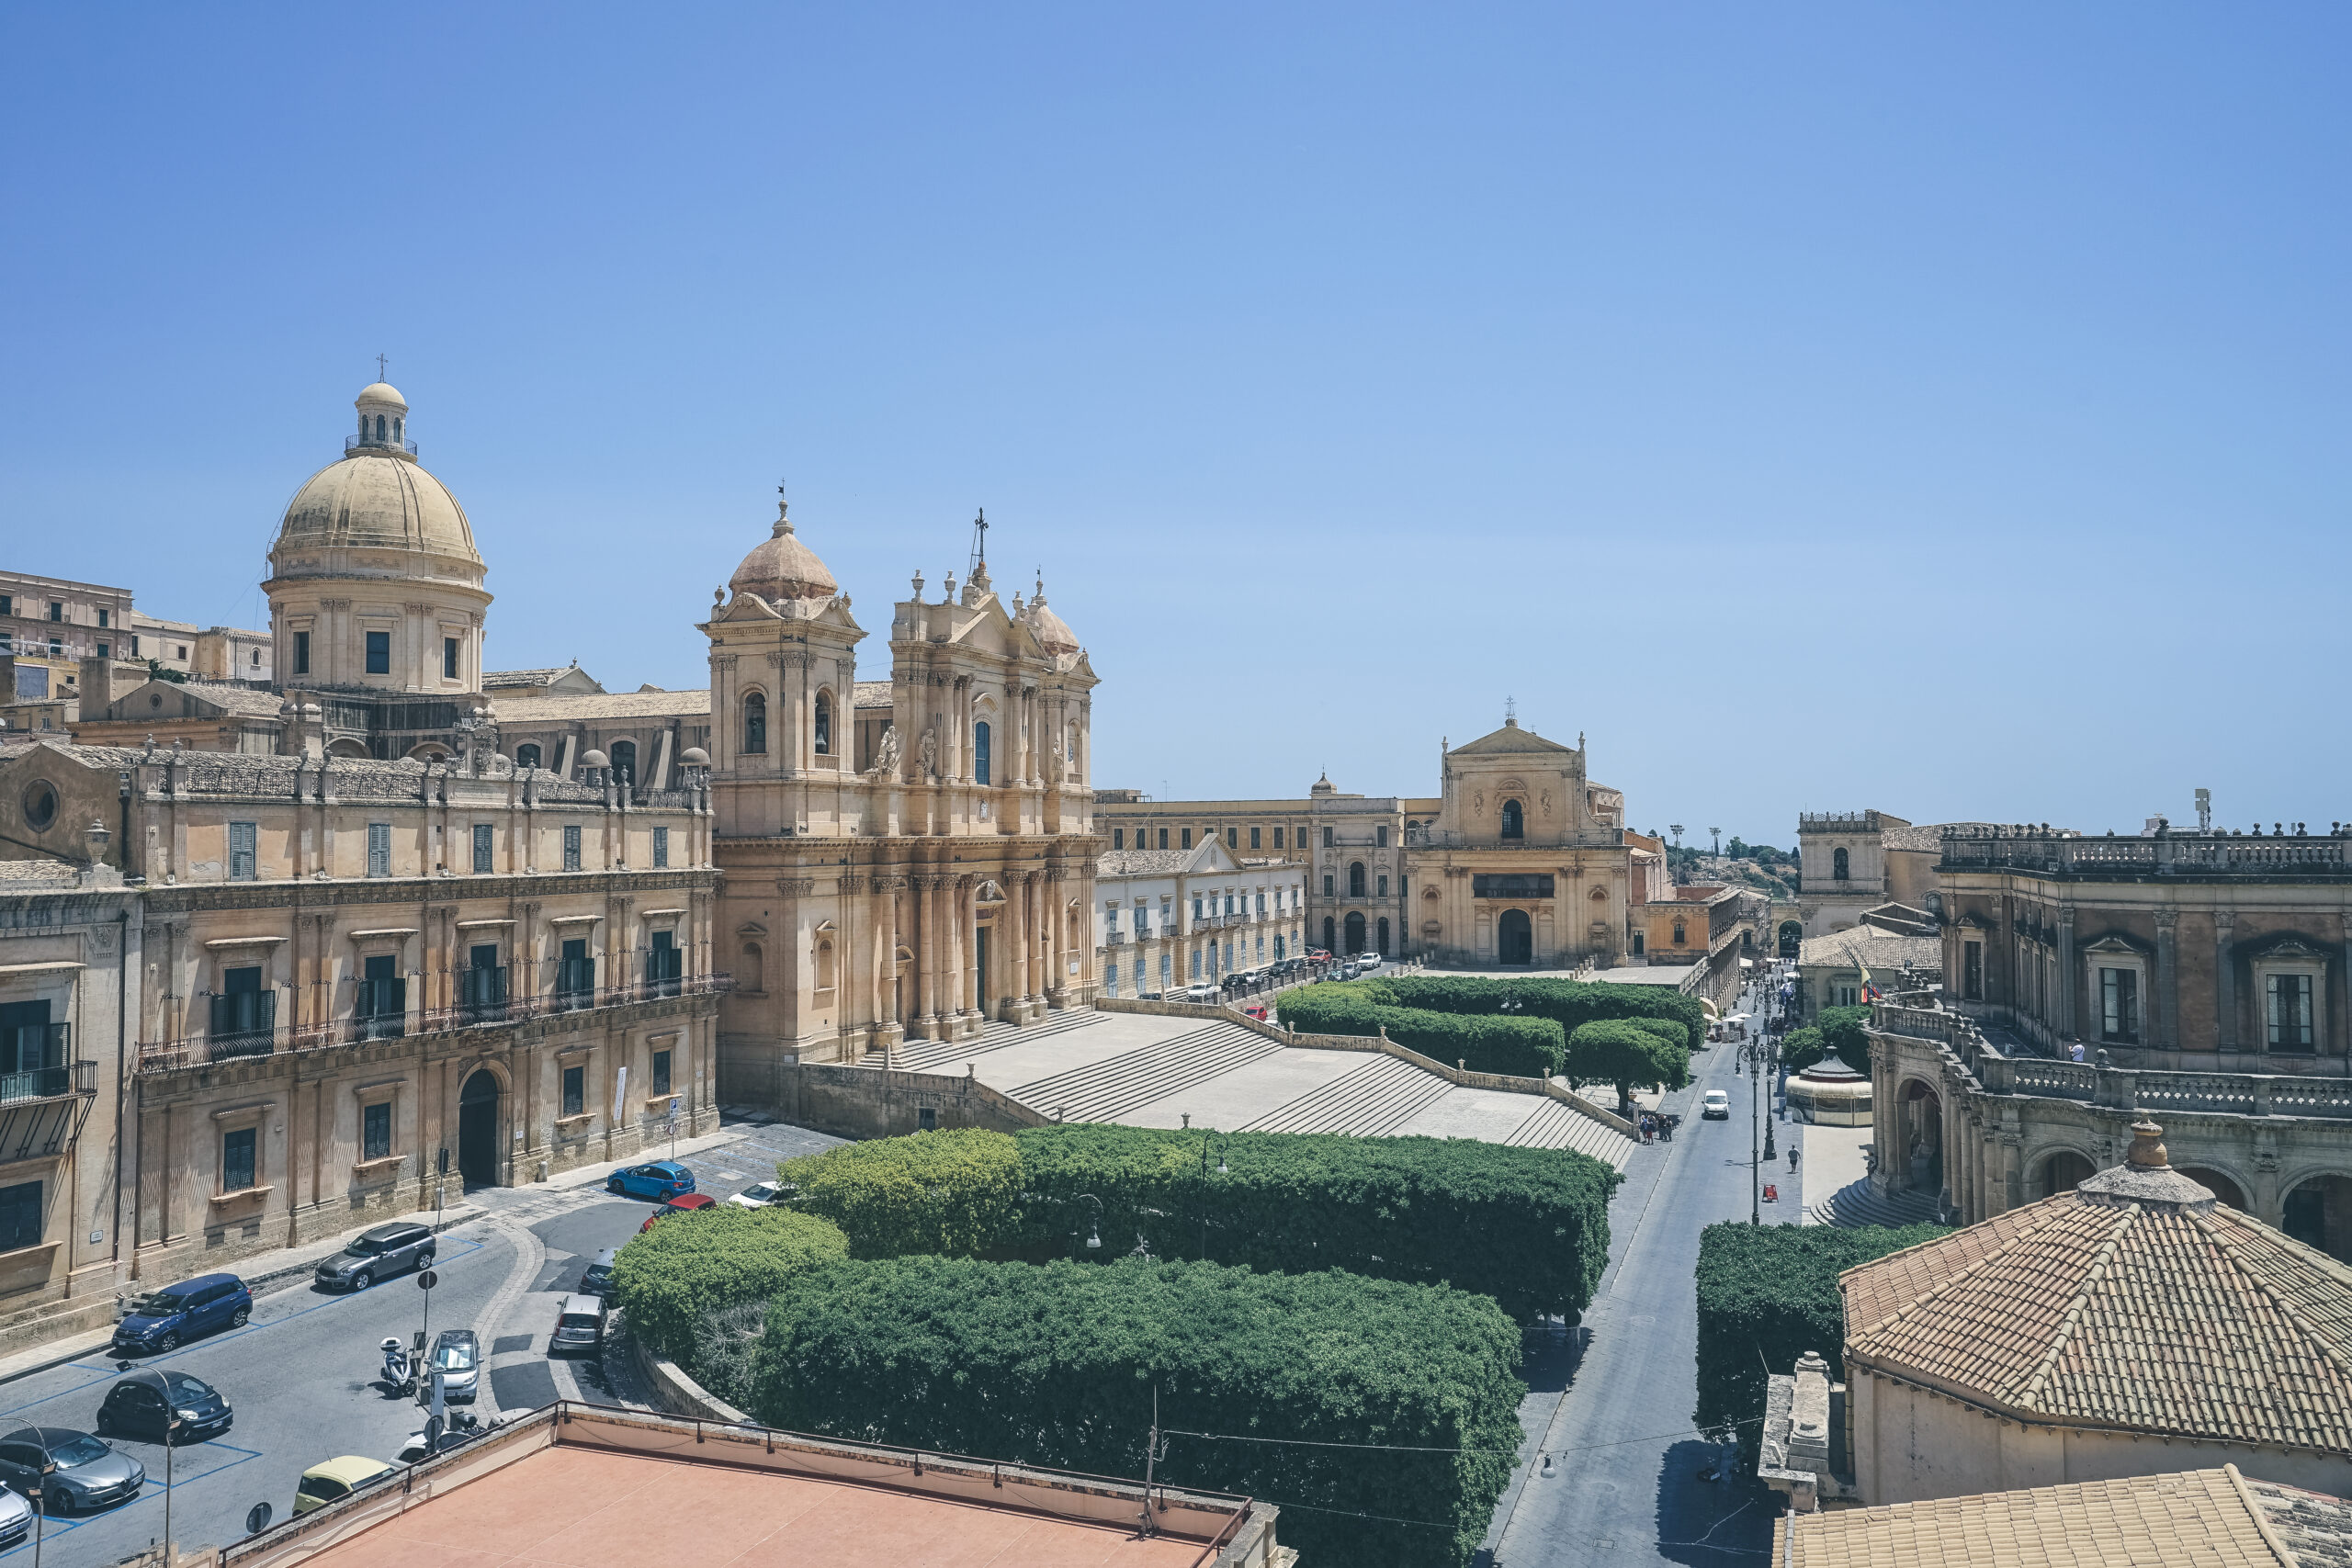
[1816,1005,1870,1064]
[610,1205,849,1366]
[778,1127,1023,1258]
[1274,986,1565,1077]
[1692,1222,1949,1467]
[1627,1016,1692,1053]
[1376,976,1707,1045]
[751,1256,1526,1568]
[1009,1123,1619,1321]
[1564,1019,1690,1109]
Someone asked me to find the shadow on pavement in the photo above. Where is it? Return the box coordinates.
[1652,1437,1772,1564]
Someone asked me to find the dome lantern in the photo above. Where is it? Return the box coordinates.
[351,378,413,457]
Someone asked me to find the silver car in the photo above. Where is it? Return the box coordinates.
[548,1294,605,1356]
[0,1427,144,1516]
[314,1221,435,1292]
[430,1329,480,1404]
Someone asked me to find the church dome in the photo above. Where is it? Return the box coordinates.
[1027,574,1080,654]
[268,382,482,588]
[729,498,838,604]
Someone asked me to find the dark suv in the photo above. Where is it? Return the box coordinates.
[313,1222,435,1292]
[111,1275,251,1357]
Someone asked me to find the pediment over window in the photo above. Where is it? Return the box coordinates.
[2080,932,2151,957]
[2250,935,2327,963]
[735,921,768,938]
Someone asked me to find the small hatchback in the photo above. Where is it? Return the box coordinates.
[96,1371,232,1444]
[1701,1089,1732,1120]
[314,1222,435,1292]
[430,1329,481,1404]
[606,1160,695,1201]
[111,1274,251,1357]
[549,1294,605,1356]
[577,1247,621,1296]
[293,1456,397,1517]
[639,1192,717,1233]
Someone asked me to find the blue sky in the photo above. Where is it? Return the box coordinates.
[4,5,2345,847]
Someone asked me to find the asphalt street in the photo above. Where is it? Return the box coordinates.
[1487,977,1801,1568]
[0,1114,841,1566]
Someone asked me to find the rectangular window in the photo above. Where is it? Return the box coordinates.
[1113,829,1125,851]
[1158,829,1168,850]
[359,953,405,1038]
[652,826,669,869]
[293,630,310,675]
[48,637,60,657]
[1160,953,1171,989]
[221,1128,256,1193]
[0,1180,40,1252]
[1191,950,1202,979]
[1181,829,1192,850]
[559,937,593,1004]
[1192,896,1203,921]
[1273,827,1284,850]
[472,822,493,874]
[1962,941,1984,999]
[918,1107,937,1132]
[365,630,390,674]
[367,822,390,877]
[47,602,61,623]
[0,594,9,615]
[362,1101,391,1161]
[1321,827,1334,849]
[563,825,582,872]
[648,930,681,995]
[443,637,458,680]
[1377,875,1389,897]
[1323,874,1335,897]
[652,1048,673,1097]
[1105,964,1119,997]
[2268,974,2315,1050]
[129,635,138,656]
[1250,826,1261,849]
[229,820,257,881]
[561,1065,585,1118]
[2100,967,2140,1044]
[1377,826,1389,848]
[95,641,108,659]
[1227,828,1238,850]
[96,609,107,628]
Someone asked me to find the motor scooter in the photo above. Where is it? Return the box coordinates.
[380,1336,417,1399]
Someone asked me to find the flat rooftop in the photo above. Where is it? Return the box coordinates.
[232,1405,1268,1568]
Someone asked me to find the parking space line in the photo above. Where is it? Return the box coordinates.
[0,1438,271,1560]
[0,1235,494,1421]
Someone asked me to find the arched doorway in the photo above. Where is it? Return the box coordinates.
[1343,912,1366,956]
[2039,1149,2096,1199]
[2283,1174,2352,1262]
[1498,908,1532,965]
[2177,1166,2245,1212]
[1320,917,1335,954]
[1898,1080,1942,1195]
[1778,921,1803,958]
[458,1068,502,1189]
[609,739,637,787]
[1376,917,1390,956]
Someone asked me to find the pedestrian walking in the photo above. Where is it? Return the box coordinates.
[1787,1145,1800,1174]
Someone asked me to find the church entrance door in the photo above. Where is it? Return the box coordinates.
[458,1068,501,1188]
[1498,908,1533,965]
[1343,912,1366,956]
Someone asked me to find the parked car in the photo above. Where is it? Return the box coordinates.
[292,1456,397,1517]
[111,1273,251,1356]
[606,1160,695,1201]
[96,1371,232,1445]
[1242,1004,1269,1021]
[314,1221,435,1292]
[0,1427,144,1516]
[1701,1089,1731,1120]
[1182,984,1218,1003]
[728,1182,785,1210]
[639,1192,718,1233]
[548,1293,606,1356]
[0,1478,29,1546]
[577,1247,621,1296]
[1354,953,1383,973]
[430,1329,481,1404]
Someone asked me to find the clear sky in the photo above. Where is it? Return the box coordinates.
[4,5,2345,848]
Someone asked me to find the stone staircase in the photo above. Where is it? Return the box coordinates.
[1503,1097,1646,1164]
[1239,1056,1453,1136]
[1805,1177,1942,1229]
[862,1007,1103,1072]
[1010,1021,1280,1123]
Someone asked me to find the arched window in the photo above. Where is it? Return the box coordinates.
[1500,799,1524,840]
[1672,921,1687,945]
[392,416,402,442]
[1349,863,1366,898]
[814,692,832,755]
[609,739,637,786]
[1832,847,1849,881]
[742,692,767,754]
[375,413,386,441]
[514,743,542,770]
[973,720,991,786]
[740,942,764,994]
[250,649,260,667]
[815,938,836,992]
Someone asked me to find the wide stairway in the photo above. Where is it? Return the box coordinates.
[1805,1177,1941,1229]
[1009,1021,1280,1124]
[863,1007,1103,1072]
[1502,1096,1651,1163]
[1240,1056,1452,1136]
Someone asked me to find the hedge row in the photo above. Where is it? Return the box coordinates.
[608,1205,849,1365]
[1272,986,1566,1077]
[1692,1221,1949,1468]
[1374,976,1706,1047]
[751,1256,1526,1568]
[777,1125,1621,1321]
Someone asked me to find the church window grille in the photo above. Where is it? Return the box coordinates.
[1500,800,1524,840]
[815,693,832,755]
[742,692,767,754]
[973,720,990,785]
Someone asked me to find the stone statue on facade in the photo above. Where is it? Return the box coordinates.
[919,723,938,780]
[869,724,901,778]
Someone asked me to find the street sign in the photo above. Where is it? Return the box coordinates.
[417,1269,438,1291]
[246,1502,273,1535]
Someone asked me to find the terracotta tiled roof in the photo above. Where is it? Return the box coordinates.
[1776,1466,2335,1568]
[1795,928,1937,972]
[853,681,893,709]
[492,689,711,722]
[1842,1184,2352,1454]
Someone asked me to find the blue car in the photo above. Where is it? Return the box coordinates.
[110,1274,251,1357]
[606,1160,694,1201]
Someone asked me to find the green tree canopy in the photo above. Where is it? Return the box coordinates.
[610,1204,848,1366]
[1565,1018,1690,1111]
[779,1127,1024,1258]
